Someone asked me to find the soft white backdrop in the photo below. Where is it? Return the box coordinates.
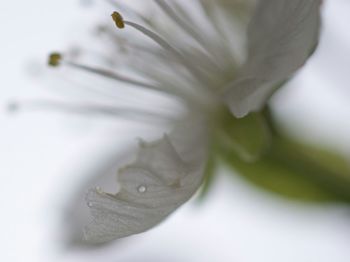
[1,1,350,261]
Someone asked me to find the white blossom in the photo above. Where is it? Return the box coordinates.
[50,0,322,243]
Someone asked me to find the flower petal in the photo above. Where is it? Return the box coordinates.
[224,0,322,117]
[84,121,207,243]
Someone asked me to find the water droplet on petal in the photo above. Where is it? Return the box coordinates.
[95,186,103,193]
[137,185,147,193]
[87,202,93,207]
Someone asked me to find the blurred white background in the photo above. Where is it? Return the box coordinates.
[1,0,350,261]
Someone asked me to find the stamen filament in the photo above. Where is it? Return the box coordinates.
[63,60,177,96]
[65,61,209,108]
[47,53,206,106]
[156,0,228,67]
[153,1,214,56]
[9,99,177,124]
[116,17,209,85]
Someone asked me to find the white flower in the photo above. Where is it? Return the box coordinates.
[50,0,322,243]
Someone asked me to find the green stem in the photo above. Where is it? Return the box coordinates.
[269,137,350,202]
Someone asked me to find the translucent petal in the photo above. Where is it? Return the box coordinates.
[84,120,207,243]
[224,0,322,117]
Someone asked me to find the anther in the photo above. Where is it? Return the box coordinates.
[48,53,62,67]
[111,11,125,29]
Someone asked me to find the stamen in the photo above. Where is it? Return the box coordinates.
[111,11,125,29]
[8,99,177,124]
[64,61,175,95]
[153,0,223,72]
[48,53,62,67]
[46,51,159,91]
[113,17,208,85]
[46,52,201,105]
[153,0,205,49]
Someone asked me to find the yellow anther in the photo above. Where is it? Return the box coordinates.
[111,11,125,29]
[48,53,62,67]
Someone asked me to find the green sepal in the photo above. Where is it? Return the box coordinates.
[219,134,350,204]
[216,111,271,163]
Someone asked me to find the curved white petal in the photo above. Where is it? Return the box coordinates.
[224,0,322,117]
[84,120,208,243]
